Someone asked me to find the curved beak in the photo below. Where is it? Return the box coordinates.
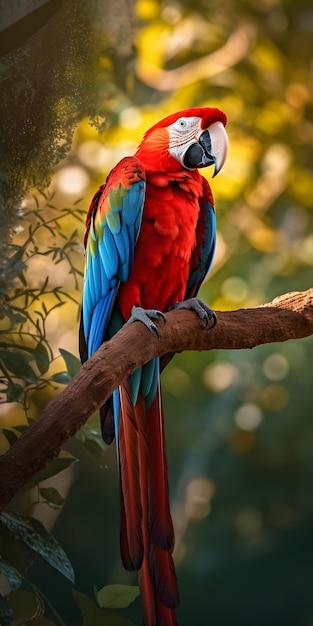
[183,121,228,174]
[198,121,228,177]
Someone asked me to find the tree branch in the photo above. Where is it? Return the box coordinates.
[1,288,313,511]
[136,23,257,91]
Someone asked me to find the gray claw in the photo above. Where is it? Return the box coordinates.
[126,306,166,336]
[172,298,217,329]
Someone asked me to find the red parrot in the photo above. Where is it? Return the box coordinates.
[79,107,228,625]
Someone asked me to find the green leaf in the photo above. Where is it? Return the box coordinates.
[6,381,24,402]
[7,247,26,271]
[96,584,140,609]
[0,560,23,590]
[0,511,74,583]
[8,312,28,325]
[14,425,29,433]
[73,591,137,626]
[23,451,78,490]
[72,591,108,626]
[0,594,14,626]
[80,437,106,459]
[51,372,71,384]
[0,349,37,384]
[39,487,65,509]
[1,428,19,446]
[59,348,81,378]
[0,520,35,574]
[34,343,50,374]
[6,590,43,623]
[6,307,28,327]
[77,414,107,458]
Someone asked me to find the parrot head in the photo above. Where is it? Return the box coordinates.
[136,107,228,176]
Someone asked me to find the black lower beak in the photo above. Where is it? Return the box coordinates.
[198,130,217,174]
[183,130,217,172]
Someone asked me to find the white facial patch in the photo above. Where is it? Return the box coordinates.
[167,116,202,162]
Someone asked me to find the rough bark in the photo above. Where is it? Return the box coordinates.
[0,288,312,511]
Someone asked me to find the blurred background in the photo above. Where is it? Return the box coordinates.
[1,0,313,624]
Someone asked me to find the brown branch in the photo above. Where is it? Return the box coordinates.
[1,288,313,511]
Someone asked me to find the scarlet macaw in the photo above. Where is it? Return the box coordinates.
[79,107,228,625]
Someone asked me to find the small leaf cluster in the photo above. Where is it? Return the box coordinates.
[0,190,84,421]
[0,496,75,626]
[73,585,139,626]
[0,191,82,623]
[0,453,140,625]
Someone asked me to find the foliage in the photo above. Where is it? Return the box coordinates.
[0,462,139,626]
[0,497,74,626]
[1,0,313,625]
[0,190,83,424]
[0,192,104,623]
[73,586,139,626]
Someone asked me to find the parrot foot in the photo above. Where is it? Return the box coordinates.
[172,297,217,329]
[126,306,166,337]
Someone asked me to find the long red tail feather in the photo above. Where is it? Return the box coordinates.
[156,599,178,626]
[146,382,175,550]
[150,545,179,608]
[119,488,135,571]
[119,384,143,570]
[118,377,179,625]
[136,392,158,626]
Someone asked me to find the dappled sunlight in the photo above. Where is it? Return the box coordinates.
[119,106,143,130]
[261,384,289,412]
[78,140,113,171]
[203,362,239,393]
[221,276,249,304]
[184,477,215,521]
[234,404,263,431]
[262,353,289,381]
[55,165,90,197]
[172,477,216,562]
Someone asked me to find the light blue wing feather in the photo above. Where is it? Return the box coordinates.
[80,157,146,360]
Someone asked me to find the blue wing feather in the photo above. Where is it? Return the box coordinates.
[118,223,131,282]
[141,358,160,408]
[127,223,136,267]
[128,359,160,409]
[87,290,116,357]
[129,368,142,405]
[186,199,216,298]
[81,157,146,359]
[90,254,102,303]
[113,229,127,265]
[103,226,119,280]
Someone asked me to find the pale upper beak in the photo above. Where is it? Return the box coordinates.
[198,121,228,176]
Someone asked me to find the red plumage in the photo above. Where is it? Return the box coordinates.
[81,107,228,625]
[117,167,205,320]
[119,383,144,570]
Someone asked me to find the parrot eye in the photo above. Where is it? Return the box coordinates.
[171,116,200,132]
